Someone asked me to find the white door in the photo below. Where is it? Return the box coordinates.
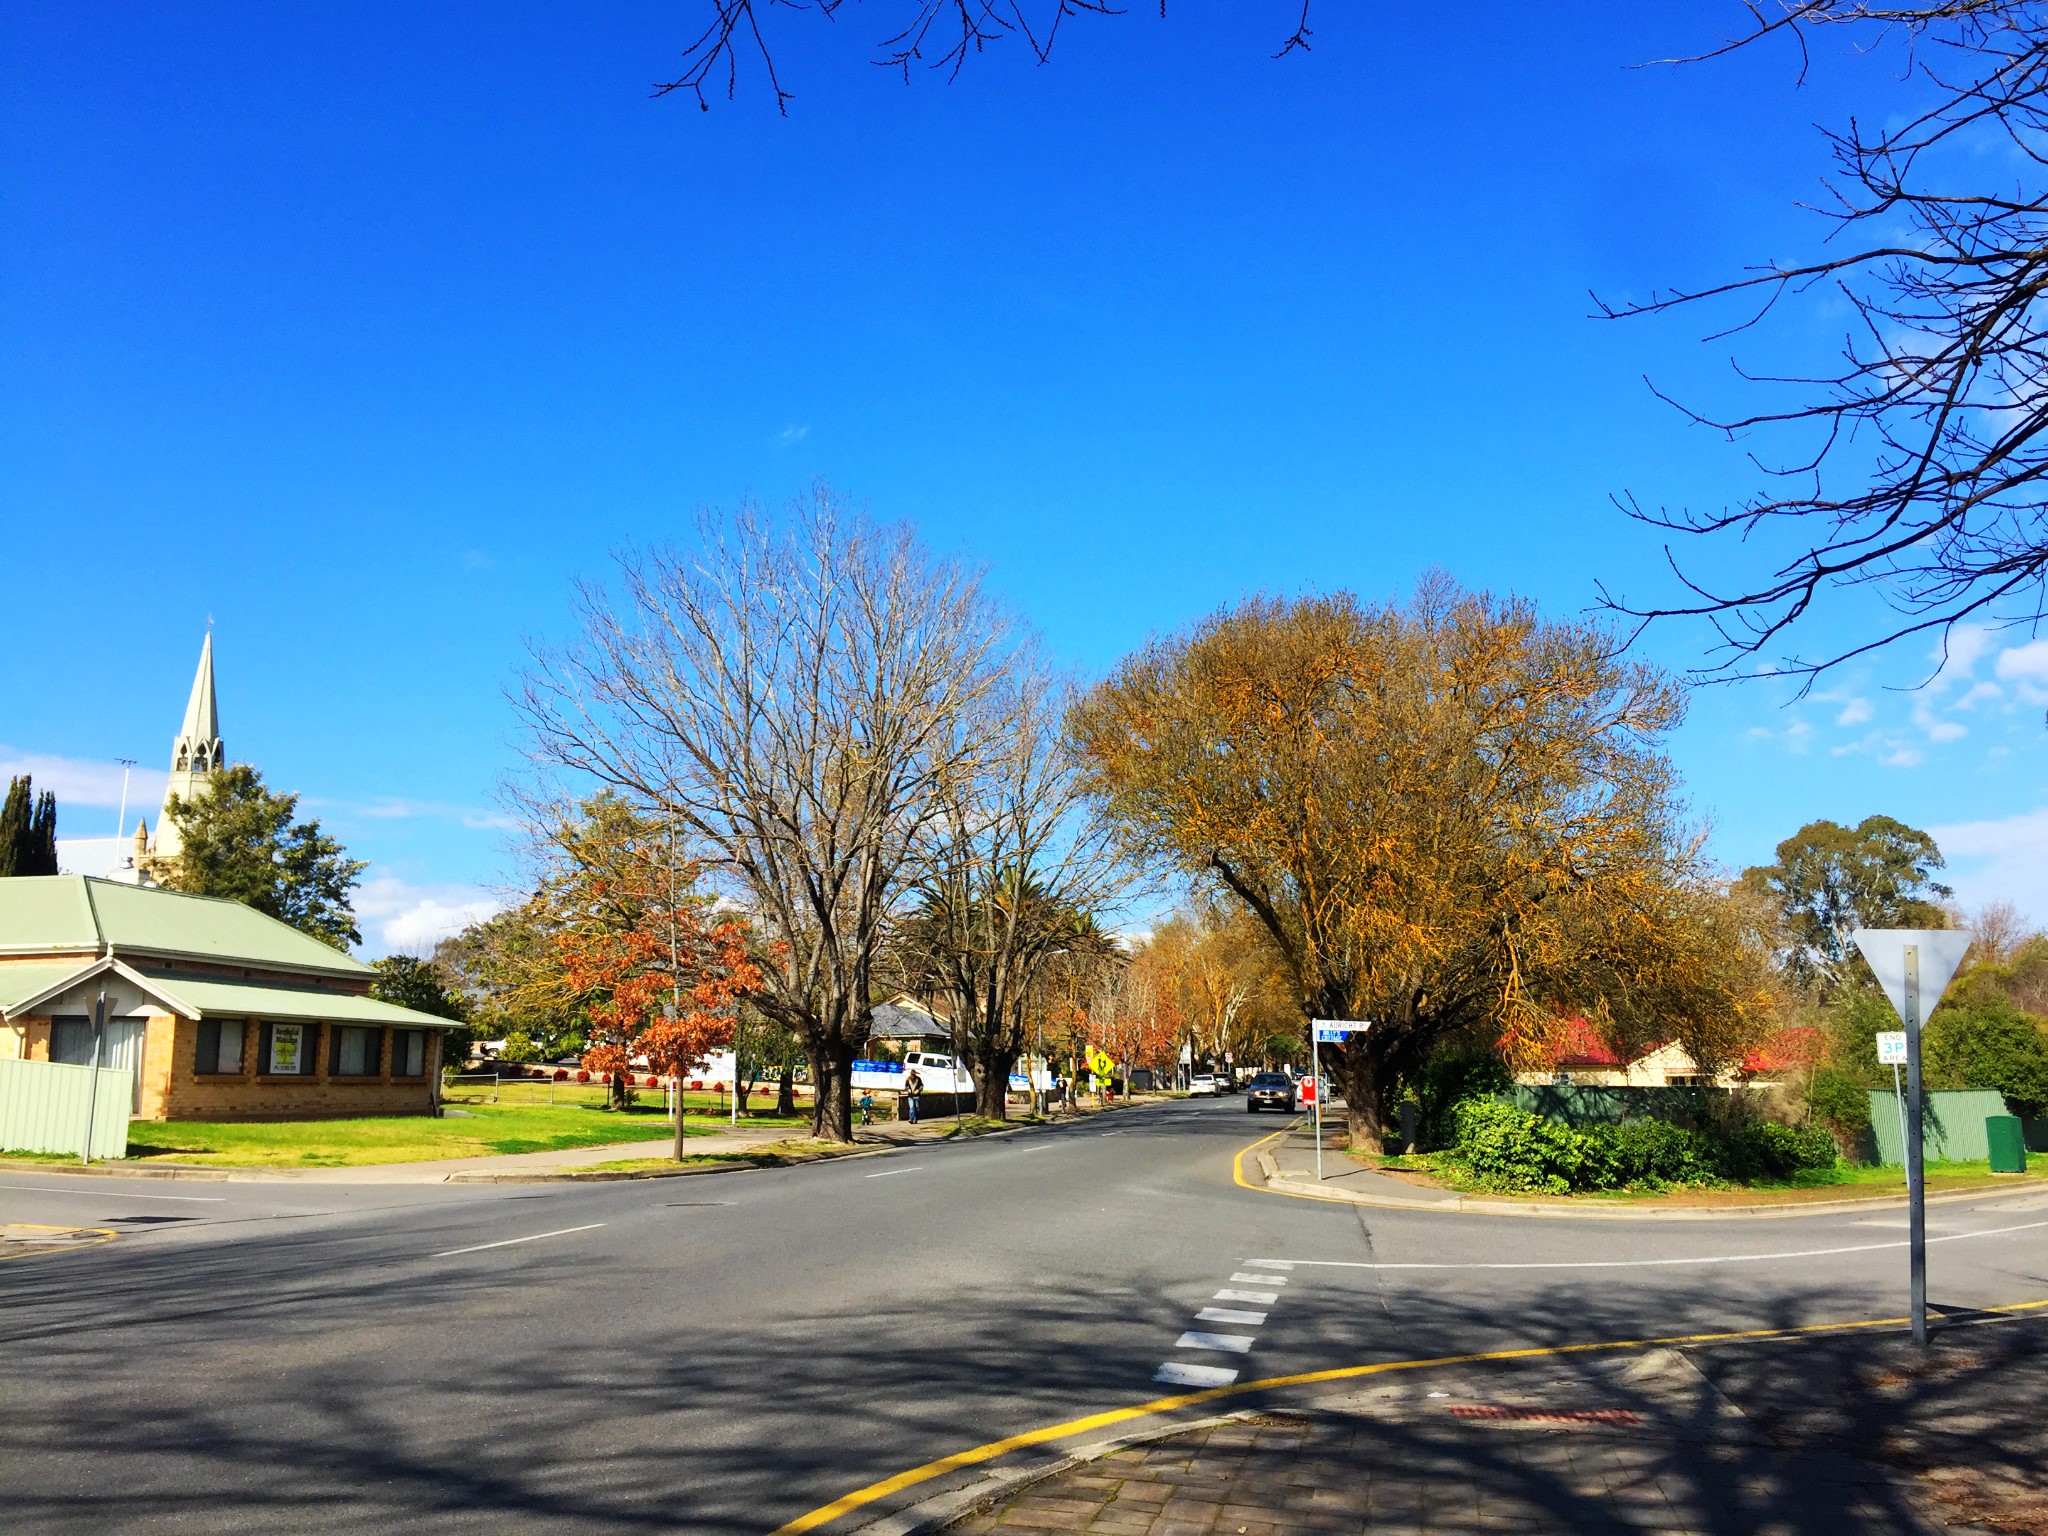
[100,1020,148,1113]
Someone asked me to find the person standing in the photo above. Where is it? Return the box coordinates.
[903,1068,923,1124]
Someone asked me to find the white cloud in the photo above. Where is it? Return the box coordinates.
[1883,745,1924,767]
[1994,638,2048,682]
[343,797,519,832]
[1930,623,1997,685]
[778,424,811,443]
[1954,681,2003,710]
[1835,698,1873,727]
[0,746,167,820]
[1910,700,1967,743]
[354,876,506,957]
[1932,807,2048,922]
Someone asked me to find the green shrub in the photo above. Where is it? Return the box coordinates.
[1449,1098,1585,1194]
[1583,1116,1718,1188]
[1922,1000,2048,1118]
[1808,1066,1872,1137]
[1715,1120,1837,1181]
[1448,1096,1834,1192]
[1411,1046,1513,1150]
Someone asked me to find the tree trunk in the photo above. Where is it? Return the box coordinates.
[809,1040,857,1142]
[972,1043,1019,1120]
[776,1062,795,1118]
[1342,1044,1393,1153]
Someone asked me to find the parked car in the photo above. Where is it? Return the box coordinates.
[1187,1073,1220,1097]
[1245,1072,1295,1113]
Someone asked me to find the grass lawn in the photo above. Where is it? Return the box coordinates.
[106,1103,708,1168]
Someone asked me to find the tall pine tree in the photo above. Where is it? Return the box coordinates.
[0,776,58,877]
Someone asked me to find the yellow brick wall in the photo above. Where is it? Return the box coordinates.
[152,1017,441,1121]
[2,1017,53,1061]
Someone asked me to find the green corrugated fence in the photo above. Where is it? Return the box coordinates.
[1863,1088,2012,1165]
[0,1057,131,1160]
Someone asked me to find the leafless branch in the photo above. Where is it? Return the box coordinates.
[1603,1,2048,682]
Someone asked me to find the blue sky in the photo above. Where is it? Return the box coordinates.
[6,3,2046,952]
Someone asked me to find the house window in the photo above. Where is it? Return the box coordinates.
[50,1017,93,1064]
[196,1020,245,1075]
[391,1029,427,1079]
[259,1022,315,1076]
[330,1026,380,1078]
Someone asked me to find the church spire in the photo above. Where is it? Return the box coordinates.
[151,632,226,863]
[177,629,221,762]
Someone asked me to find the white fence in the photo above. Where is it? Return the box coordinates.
[0,1057,132,1161]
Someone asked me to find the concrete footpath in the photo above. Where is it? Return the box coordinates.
[948,1318,2048,1535]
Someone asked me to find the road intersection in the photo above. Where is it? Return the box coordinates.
[2,1099,2044,1533]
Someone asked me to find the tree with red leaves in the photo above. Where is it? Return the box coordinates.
[548,795,762,1155]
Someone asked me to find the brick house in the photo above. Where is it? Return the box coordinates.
[0,875,457,1120]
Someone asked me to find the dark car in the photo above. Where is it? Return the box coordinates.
[1245,1072,1295,1113]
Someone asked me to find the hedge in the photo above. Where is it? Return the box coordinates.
[1449,1097,1837,1194]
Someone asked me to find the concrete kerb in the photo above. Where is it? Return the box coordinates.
[1254,1142,2042,1221]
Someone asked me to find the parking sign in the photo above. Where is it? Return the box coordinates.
[1876,1031,1907,1066]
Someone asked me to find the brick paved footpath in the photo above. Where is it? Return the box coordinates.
[947,1325,2048,1535]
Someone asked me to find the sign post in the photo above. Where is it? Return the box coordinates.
[1853,929,1973,1344]
[1311,1021,1369,1181]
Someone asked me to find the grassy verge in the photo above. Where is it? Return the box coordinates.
[582,1139,867,1174]
[1350,1148,2047,1202]
[96,1103,704,1168]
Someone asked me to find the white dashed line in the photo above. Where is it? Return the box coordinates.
[864,1167,924,1178]
[0,1185,228,1202]
[434,1223,605,1258]
[1215,1288,1279,1304]
[1230,1272,1287,1285]
[1156,1361,1240,1388]
[1176,1330,1256,1353]
[1197,1307,1268,1325]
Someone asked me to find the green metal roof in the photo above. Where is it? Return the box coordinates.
[0,960,97,1017]
[142,973,456,1028]
[0,876,367,977]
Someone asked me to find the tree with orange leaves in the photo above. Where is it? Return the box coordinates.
[1071,575,1770,1150]
[545,795,762,1154]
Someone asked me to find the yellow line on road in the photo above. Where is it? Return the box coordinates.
[770,1297,2048,1534]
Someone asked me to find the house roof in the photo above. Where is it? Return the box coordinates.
[137,973,457,1028]
[0,876,367,978]
[0,954,454,1029]
[869,998,949,1040]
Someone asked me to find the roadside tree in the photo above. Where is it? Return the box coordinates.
[517,489,1008,1141]
[892,659,1127,1118]
[160,764,365,948]
[1743,816,1952,994]
[1071,576,1772,1149]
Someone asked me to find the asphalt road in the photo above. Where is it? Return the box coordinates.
[3,1098,2045,1534]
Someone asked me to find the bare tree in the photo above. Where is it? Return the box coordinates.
[1606,2,2048,680]
[516,489,1007,1141]
[656,1,1318,114]
[894,657,1129,1118]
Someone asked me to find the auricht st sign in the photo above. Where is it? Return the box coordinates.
[1309,1019,1368,1181]
[1850,927,1973,1344]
